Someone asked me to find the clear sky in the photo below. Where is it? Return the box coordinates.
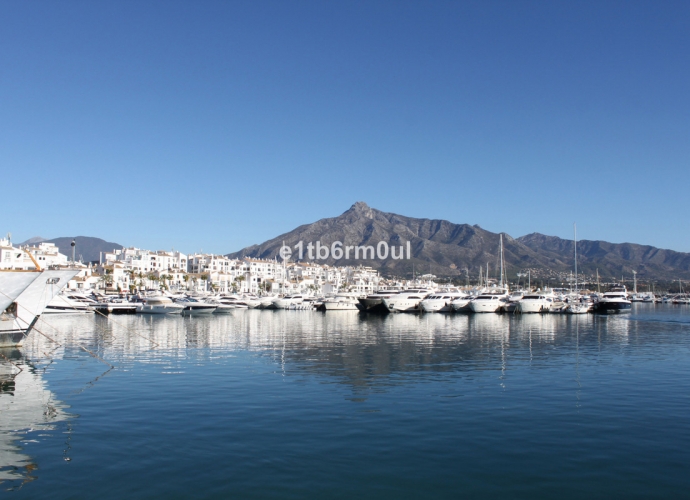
[2,1,688,254]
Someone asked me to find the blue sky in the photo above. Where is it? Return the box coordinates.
[2,1,689,254]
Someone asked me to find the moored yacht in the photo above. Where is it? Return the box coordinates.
[0,270,42,314]
[382,289,432,313]
[357,288,402,313]
[469,287,510,313]
[420,291,469,312]
[593,285,631,313]
[503,290,526,313]
[44,292,97,314]
[137,296,184,314]
[323,294,360,311]
[450,293,476,312]
[175,297,217,315]
[1,269,80,347]
[218,295,250,309]
[517,292,554,313]
[272,294,306,309]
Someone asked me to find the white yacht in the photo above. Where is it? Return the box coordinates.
[450,293,475,312]
[420,291,469,312]
[382,289,432,313]
[137,296,184,314]
[44,292,97,314]
[258,296,277,308]
[470,234,511,313]
[322,294,360,311]
[201,296,237,313]
[272,294,306,309]
[242,295,266,309]
[503,290,526,313]
[175,297,217,315]
[593,285,632,313]
[217,295,249,309]
[517,292,554,313]
[1,269,79,347]
[0,270,42,313]
[357,289,401,313]
[469,287,510,313]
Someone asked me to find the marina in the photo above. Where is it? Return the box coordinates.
[0,232,683,350]
[4,1,689,498]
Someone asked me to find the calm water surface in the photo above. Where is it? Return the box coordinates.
[2,304,690,498]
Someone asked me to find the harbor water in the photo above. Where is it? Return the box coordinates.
[2,304,690,498]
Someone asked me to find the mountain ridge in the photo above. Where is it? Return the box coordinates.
[227,202,690,280]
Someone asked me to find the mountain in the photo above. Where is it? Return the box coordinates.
[517,233,690,281]
[27,236,123,264]
[228,202,690,281]
[19,236,48,245]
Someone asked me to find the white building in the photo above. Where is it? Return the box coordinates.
[25,242,69,268]
[0,238,70,270]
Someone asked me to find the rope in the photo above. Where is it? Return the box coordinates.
[0,287,113,366]
[92,306,160,348]
[0,351,23,374]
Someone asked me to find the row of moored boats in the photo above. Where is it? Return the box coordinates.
[43,284,677,316]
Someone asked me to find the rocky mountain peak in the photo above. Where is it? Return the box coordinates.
[346,201,375,219]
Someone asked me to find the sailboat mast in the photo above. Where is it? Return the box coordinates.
[499,234,504,288]
[574,223,578,294]
[596,269,600,293]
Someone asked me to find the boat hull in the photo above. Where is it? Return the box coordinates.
[517,301,550,313]
[357,298,389,313]
[181,306,216,315]
[323,302,359,311]
[420,300,454,312]
[594,301,631,313]
[0,327,30,348]
[138,304,184,314]
[450,299,472,313]
[382,298,423,313]
[470,300,504,313]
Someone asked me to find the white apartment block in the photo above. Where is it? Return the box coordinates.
[101,247,188,274]
[0,238,69,270]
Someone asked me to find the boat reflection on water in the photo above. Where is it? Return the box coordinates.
[0,349,71,488]
[26,309,643,396]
